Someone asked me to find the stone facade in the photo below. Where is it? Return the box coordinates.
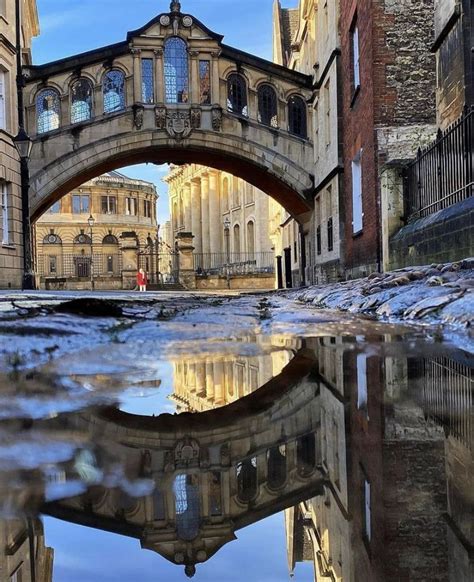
[434,0,474,128]
[164,164,278,289]
[0,0,39,288]
[34,171,158,290]
[340,0,437,278]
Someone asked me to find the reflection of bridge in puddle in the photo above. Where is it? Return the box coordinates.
[44,347,323,577]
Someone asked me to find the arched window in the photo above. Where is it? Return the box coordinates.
[288,95,307,138]
[71,78,93,124]
[36,88,60,134]
[257,85,278,128]
[222,177,229,212]
[247,220,255,257]
[233,224,240,254]
[296,434,316,477]
[102,233,118,245]
[236,457,258,503]
[164,37,189,104]
[74,232,92,245]
[227,73,248,117]
[103,70,125,114]
[43,233,62,244]
[267,445,286,490]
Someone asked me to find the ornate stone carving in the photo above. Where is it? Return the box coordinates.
[166,109,193,139]
[190,108,201,129]
[170,0,181,13]
[159,14,170,26]
[174,436,200,467]
[182,16,193,28]
[155,106,167,129]
[133,105,144,129]
[211,107,223,131]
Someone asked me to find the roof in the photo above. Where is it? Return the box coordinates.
[280,8,299,66]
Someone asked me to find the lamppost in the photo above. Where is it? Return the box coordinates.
[88,214,95,291]
[14,0,35,290]
[223,217,231,289]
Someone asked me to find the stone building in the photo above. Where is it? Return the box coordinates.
[34,171,158,290]
[339,0,437,277]
[434,0,473,128]
[0,0,39,288]
[164,164,278,290]
[273,0,344,285]
[0,518,53,581]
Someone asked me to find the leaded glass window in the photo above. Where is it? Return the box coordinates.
[141,59,154,104]
[164,37,189,104]
[102,233,118,245]
[43,232,62,244]
[173,473,200,541]
[74,232,92,245]
[103,70,125,114]
[199,61,211,105]
[288,95,307,138]
[227,73,248,116]
[36,88,60,134]
[71,78,93,124]
[257,85,278,128]
[236,457,258,503]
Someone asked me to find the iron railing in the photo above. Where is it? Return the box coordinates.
[405,106,473,220]
[193,252,275,276]
[37,253,123,279]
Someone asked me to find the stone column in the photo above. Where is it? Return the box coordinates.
[201,173,210,255]
[176,232,196,289]
[208,171,221,255]
[183,183,192,232]
[211,51,220,104]
[131,48,142,103]
[190,178,202,255]
[213,361,224,405]
[381,166,404,272]
[154,48,164,104]
[190,51,200,104]
[205,362,215,402]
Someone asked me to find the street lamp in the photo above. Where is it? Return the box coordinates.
[223,217,231,264]
[88,214,95,291]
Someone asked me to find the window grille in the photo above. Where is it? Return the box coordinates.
[199,61,211,104]
[257,85,278,127]
[236,457,258,503]
[288,95,307,137]
[173,473,201,541]
[164,37,189,104]
[36,88,60,134]
[71,78,93,123]
[101,195,117,214]
[141,58,154,104]
[227,73,248,116]
[103,70,125,113]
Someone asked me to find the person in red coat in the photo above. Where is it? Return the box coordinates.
[137,268,148,292]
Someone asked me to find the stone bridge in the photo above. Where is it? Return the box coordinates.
[23,1,314,223]
[44,349,324,577]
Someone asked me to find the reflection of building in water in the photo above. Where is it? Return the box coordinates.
[170,340,297,412]
[44,349,322,578]
[0,519,53,581]
[286,338,471,581]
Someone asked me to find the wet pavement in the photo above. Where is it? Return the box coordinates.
[0,292,472,581]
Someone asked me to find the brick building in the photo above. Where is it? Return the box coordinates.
[339,0,437,277]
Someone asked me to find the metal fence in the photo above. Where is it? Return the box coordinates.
[37,253,123,279]
[405,106,473,220]
[193,252,275,276]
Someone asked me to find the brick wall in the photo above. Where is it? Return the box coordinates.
[340,0,436,277]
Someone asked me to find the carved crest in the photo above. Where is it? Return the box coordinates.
[190,108,201,129]
[174,436,200,467]
[166,110,193,139]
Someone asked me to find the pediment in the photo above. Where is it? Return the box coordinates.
[127,11,224,43]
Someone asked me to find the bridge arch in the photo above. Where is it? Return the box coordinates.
[24,2,314,222]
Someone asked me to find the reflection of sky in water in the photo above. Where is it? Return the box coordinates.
[118,361,176,416]
[44,513,314,582]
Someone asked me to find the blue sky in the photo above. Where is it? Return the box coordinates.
[33,0,299,224]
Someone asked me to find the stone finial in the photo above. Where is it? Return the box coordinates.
[170,1,181,12]
[185,565,196,578]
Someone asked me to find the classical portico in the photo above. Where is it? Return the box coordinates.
[22,1,314,228]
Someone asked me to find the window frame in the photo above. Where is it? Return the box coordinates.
[36,87,61,134]
[0,69,6,131]
[72,194,90,214]
[1,181,9,245]
[141,58,155,104]
[103,69,126,114]
[288,94,307,138]
[351,149,364,234]
[70,77,94,124]
[257,84,278,128]
[101,195,117,215]
[226,73,248,117]
[164,36,189,104]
